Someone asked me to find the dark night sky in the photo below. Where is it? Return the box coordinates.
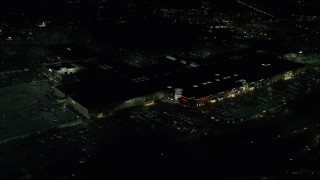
[1,0,318,17]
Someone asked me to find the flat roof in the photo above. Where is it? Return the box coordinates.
[175,54,304,98]
[56,76,165,109]
[55,50,305,109]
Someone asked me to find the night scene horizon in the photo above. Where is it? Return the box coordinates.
[1,0,320,179]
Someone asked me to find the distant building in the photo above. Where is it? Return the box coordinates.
[176,56,305,107]
[49,44,305,119]
[54,81,168,119]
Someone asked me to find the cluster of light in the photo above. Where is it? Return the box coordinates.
[166,55,177,61]
[38,21,47,28]
[97,113,105,119]
[210,100,216,103]
[202,81,212,85]
[261,63,271,67]
[223,76,232,80]
[284,71,293,80]
[145,101,155,107]
[174,88,183,102]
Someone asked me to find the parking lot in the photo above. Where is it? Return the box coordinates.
[0,80,77,142]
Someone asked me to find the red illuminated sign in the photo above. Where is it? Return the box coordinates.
[201,97,209,101]
[181,98,188,103]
